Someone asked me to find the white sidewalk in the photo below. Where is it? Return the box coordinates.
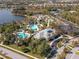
[0,44,39,59]
[0,55,6,59]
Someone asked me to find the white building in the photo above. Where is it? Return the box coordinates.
[34,28,56,40]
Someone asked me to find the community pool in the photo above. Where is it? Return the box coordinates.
[30,24,38,31]
[17,32,30,39]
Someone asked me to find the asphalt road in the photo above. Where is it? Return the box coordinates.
[66,47,79,59]
[0,47,28,59]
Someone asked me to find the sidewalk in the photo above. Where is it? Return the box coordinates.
[0,44,39,59]
[0,55,6,59]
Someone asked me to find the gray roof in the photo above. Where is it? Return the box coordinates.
[34,28,55,40]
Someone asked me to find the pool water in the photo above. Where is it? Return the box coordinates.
[30,24,38,31]
[17,32,28,39]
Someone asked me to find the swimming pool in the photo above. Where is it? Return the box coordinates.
[17,32,30,39]
[30,24,38,31]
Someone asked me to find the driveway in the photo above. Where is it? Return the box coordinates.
[0,47,28,59]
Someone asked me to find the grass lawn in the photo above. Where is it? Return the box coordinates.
[75,51,79,55]
[7,44,45,59]
[27,52,45,59]
[8,44,23,52]
[1,45,33,59]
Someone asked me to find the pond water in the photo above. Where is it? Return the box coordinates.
[0,9,24,24]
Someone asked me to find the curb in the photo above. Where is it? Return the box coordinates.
[0,44,39,59]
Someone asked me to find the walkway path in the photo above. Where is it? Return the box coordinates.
[0,55,6,59]
[0,46,28,59]
[0,44,38,59]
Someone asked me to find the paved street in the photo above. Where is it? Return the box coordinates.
[66,47,79,59]
[0,55,6,59]
[50,36,79,59]
[0,47,28,59]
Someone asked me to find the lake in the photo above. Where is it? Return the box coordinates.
[0,9,24,24]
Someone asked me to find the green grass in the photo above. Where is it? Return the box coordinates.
[0,45,33,59]
[8,44,23,51]
[27,52,45,59]
[7,44,45,59]
[75,51,79,55]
